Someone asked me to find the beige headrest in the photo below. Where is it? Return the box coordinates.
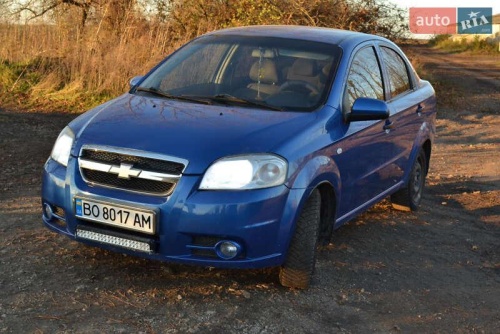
[251,49,275,58]
[249,59,278,84]
[289,58,316,78]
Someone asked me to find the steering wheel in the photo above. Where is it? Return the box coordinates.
[279,80,319,95]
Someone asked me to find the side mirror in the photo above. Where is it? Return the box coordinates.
[347,97,389,122]
[129,75,143,89]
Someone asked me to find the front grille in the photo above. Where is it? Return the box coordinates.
[79,147,187,196]
[82,169,175,194]
[81,150,184,175]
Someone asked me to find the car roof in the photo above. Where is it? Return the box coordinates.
[203,25,390,48]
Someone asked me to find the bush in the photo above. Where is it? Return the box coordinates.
[0,0,407,112]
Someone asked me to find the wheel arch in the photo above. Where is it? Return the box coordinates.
[422,139,432,175]
[316,182,337,243]
[403,121,433,185]
[287,154,341,236]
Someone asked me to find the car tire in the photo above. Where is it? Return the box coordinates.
[391,149,427,211]
[279,189,321,289]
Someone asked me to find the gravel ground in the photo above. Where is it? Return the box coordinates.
[0,46,499,333]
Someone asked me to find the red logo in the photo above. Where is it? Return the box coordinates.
[409,8,457,34]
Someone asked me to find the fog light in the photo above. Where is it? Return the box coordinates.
[215,240,241,260]
[43,203,53,220]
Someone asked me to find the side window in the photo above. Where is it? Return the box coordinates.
[343,47,384,112]
[381,47,411,98]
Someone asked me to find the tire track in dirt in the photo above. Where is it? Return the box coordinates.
[410,45,500,88]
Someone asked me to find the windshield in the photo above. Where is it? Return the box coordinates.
[136,35,341,111]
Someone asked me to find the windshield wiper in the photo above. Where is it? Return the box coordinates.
[208,94,283,111]
[135,87,212,105]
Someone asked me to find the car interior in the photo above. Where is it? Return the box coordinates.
[144,40,338,111]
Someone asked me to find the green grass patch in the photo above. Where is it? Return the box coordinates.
[0,59,43,94]
[0,58,115,113]
[429,34,499,54]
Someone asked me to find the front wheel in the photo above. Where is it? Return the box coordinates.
[279,189,321,289]
[391,149,427,211]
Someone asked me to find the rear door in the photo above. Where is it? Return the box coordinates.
[377,45,423,182]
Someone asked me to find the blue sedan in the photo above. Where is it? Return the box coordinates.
[42,26,436,288]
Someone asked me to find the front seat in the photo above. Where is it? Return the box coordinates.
[288,58,321,85]
[246,59,280,99]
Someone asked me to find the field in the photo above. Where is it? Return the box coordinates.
[0,45,499,333]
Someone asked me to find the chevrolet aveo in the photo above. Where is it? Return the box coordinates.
[42,26,436,288]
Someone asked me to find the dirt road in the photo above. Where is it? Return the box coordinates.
[0,46,499,333]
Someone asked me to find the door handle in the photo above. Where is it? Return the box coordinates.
[383,120,394,130]
[416,104,424,115]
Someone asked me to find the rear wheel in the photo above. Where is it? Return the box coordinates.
[279,189,321,289]
[391,149,427,211]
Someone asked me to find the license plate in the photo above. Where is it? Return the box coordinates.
[75,198,156,234]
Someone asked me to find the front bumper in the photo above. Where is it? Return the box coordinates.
[41,157,305,269]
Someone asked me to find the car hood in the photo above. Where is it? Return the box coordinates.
[71,94,318,174]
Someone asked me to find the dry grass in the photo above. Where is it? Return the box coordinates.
[0,0,407,112]
[0,22,188,111]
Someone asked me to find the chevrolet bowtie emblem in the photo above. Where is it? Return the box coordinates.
[79,158,180,183]
[110,163,141,179]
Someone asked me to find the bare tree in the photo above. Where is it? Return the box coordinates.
[10,0,92,27]
[9,0,139,31]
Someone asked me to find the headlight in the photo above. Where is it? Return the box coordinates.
[50,126,75,167]
[199,154,288,190]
